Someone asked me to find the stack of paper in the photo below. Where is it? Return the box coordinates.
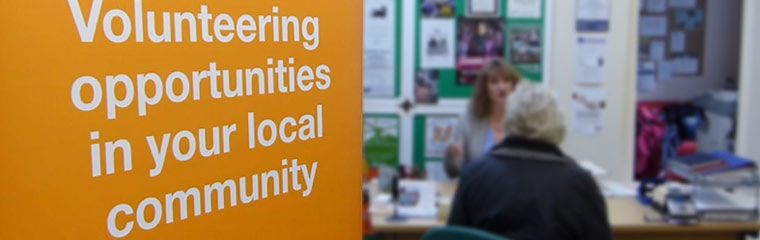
[397,180,438,218]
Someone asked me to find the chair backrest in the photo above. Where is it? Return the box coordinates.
[422,226,509,240]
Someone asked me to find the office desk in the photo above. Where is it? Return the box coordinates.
[371,182,760,240]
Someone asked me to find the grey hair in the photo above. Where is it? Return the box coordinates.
[504,82,566,145]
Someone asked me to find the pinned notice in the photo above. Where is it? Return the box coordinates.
[640,16,668,37]
[575,37,608,84]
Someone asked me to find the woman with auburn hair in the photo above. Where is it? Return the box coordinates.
[444,61,521,178]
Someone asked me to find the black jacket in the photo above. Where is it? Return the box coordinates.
[448,137,613,240]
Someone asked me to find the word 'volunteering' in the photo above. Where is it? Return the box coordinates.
[68,0,320,50]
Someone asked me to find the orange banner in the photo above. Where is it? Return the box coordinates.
[0,0,362,238]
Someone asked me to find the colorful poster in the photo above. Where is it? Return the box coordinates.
[420,0,456,18]
[364,115,401,167]
[457,19,505,71]
[415,70,440,104]
[675,9,704,31]
[424,116,459,159]
[457,71,480,85]
[509,27,542,64]
[506,22,543,80]
[421,19,457,69]
[364,0,397,97]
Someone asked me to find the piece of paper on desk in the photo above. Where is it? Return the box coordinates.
[369,181,439,219]
[369,193,393,215]
[600,181,637,198]
[669,0,696,8]
[397,181,438,218]
[578,160,608,177]
[670,31,686,53]
[650,40,665,61]
[640,16,667,37]
[694,188,757,211]
[646,0,667,13]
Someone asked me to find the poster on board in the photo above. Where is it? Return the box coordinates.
[468,0,501,17]
[508,26,542,65]
[364,115,401,167]
[421,0,456,18]
[457,19,505,71]
[646,0,667,13]
[0,0,362,238]
[364,0,397,97]
[424,116,459,159]
[638,61,656,91]
[415,70,440,104]
[507,0,542,19]
[639,16,668,37]
[420,19,457,69]
[505,22,543,81]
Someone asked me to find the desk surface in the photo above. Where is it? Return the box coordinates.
[371,182,760,234]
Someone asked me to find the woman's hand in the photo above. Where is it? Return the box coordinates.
[447,141,464,159]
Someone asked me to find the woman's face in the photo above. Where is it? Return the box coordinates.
[486,75,514,106]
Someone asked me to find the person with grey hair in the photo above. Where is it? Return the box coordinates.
[448,83,612,240]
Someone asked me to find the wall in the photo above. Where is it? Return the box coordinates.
[551,1,639,181]
[637,0,743,102]
[736,0,760,162]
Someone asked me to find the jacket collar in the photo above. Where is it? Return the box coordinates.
[490,137,570,163]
